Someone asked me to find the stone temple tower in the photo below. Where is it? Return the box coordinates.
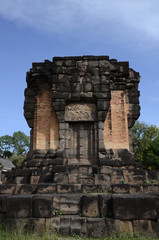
[1,56,159,238]
[24,55,140,164]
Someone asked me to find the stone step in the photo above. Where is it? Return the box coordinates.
[5,173,156,186]
[1,192,159,237]
[5,162,159,186]
[1,193,159,220]
[1,183,159,195]
[2,215,159,238]
[21,154,144,168]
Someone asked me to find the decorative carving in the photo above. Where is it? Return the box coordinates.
[64,103,97,122]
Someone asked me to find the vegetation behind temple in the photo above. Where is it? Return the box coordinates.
[0,131,29,167]
[0,122,159,169]
[132,121,159,169]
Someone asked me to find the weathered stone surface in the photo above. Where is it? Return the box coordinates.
[33,195,53,218]
[151,220,159,237]
[133,220,152,236]
[82,195,100,217]
[97,184,112,193]
[86,218,107,238]
[30,218,46,234]
[143,184,159,194]
[36,183,56,194]
[112,219,133,236]
[15,176,30,184]
[15,184,37,195]
[82,184,97,193]
[54,173,68,184]
[113,194,159,220]
[59,195,81,215]
[7,195,32,218]
[60,216,71,235]
[46,216,60,232]
[95,174,111,185]
[112,184,130,194]
[99,195,112,218]
[70,216,82,236]
[0,195,7,213]
[0,184,16,194]
[30,176,40,184]
[56,184,75,193]
[64,103,97,121]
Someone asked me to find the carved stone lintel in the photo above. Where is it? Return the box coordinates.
[65,103,97,122]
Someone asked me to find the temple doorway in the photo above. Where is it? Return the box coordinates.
[68,122,98,165]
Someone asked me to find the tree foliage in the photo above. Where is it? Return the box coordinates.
[132,121,159,169]
[0,135,13,158]
[12,131,29,155]
[143,136,159,169]
[0,131,29,167]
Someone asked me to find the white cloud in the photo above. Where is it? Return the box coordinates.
[0,0,159,41]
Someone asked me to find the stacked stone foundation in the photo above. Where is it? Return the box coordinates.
[1,152,159,237]
[1,192,159,238]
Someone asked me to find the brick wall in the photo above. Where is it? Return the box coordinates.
[33,91,59,150]
[104,108,112,149]
[104,90,130,150]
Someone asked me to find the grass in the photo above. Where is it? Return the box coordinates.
[0,225,158,240]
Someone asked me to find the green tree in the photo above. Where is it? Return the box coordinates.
[132,121,159,167]
[0,135,13,158]
[0,131,29,167]
[12,131,29,155]
[143,136,159,169]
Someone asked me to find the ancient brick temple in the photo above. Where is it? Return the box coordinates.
[25,56,140,161]
[1,56,159,238]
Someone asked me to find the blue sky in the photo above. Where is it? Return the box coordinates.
[0,0,159,136]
